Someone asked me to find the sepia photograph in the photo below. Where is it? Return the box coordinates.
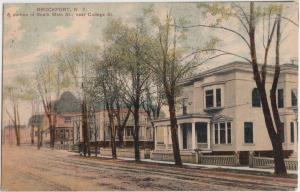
[1,0,299,191]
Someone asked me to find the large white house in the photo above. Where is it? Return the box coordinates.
[151,61,298,165]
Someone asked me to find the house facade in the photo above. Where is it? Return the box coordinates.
[27,91,81,148]
[3,124,31,145]
[73,107,154,149]
[151,62,298,164]
[52,91,81,146]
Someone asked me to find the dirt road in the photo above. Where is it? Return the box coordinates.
[1,145,297,191]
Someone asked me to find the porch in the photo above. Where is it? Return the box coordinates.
[154,114,211,152]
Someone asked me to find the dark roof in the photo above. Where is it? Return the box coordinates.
[28,114,44,126]
[54,91,81,113]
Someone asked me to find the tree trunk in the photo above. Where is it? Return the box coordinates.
[166,94,182,166]
[107,102,117,159]
[269,12,287,176]
[37,126,41,150]
[117,126,124,147]
[109,114,117,159]
[249,2,287,176]
[82,100,90,157]
[133,106,140,161]
[31,125,34,145]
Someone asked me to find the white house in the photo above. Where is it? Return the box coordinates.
[151,61,298,165]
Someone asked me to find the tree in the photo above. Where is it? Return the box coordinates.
[35,55,69,149]
[142,80,164,146]
[55,43,99,157]
[103,18,153,161]
[178,2,297,175]
[87,47,124,159]
[115,98,131,148]
[4,85,21,146]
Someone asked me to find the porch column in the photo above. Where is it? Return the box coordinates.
[178,124,182,149]
[192,122,196,150]
[207,123,211,150]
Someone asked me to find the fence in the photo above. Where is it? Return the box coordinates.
[54,144,69,150]
[249,154,298,170]
[197,152,239,166]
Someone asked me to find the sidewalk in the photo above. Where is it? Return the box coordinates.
[75,152,298,175]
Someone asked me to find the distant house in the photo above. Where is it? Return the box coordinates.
[3,124,30,145]
[73,103,154,149]
[51,91,81,146]
[151,62,298,164]
[28,91,81,148]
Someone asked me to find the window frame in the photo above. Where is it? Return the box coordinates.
[291,89,297,107]
[64,116,72,123]
[290,122,294,144]
[216,88,222,107]
[204,86,223,109]
[252,88,261,107]
[244,122,253,144]
[205,89,214,108]
[277,89,284,108]
[214,121,232,145]
[196,122,208,144]
[182,98,188,115]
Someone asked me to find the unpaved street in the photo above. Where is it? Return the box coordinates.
[1,145,298,191]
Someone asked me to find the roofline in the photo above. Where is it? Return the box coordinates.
[180,61,298,86]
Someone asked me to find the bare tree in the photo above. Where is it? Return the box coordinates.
[55,43,100,156]
[87,48,124,159]
[177,2,297,175]
[4,85,21,146]
[103,18,154,161]
[35,55,68,149]
[142,80,164,146]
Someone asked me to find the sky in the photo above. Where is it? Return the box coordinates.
[2,2,298,125]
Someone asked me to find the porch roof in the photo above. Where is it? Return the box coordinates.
[153,113,211,124]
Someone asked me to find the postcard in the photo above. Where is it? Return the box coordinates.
[2,1,298,191]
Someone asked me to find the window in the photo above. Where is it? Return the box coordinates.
[64,117,71,123]
[290,122,294,143]
[205,90,214,108]
[214,122,232,144]
[280,123,285,143]
[182,98,188,115]
[60,129,64,139]
[205,88,223,109]
[220,123,226,144]
[291,89,297,107]
[244,122,253,143]
[214,123,218,144]
[196,122,207,143]
[278,89,284,108]
[227,122,231,144]
[252,88,261,107]
[66,130,69,138]
[125,127,133,137]
[216,88,221,107]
